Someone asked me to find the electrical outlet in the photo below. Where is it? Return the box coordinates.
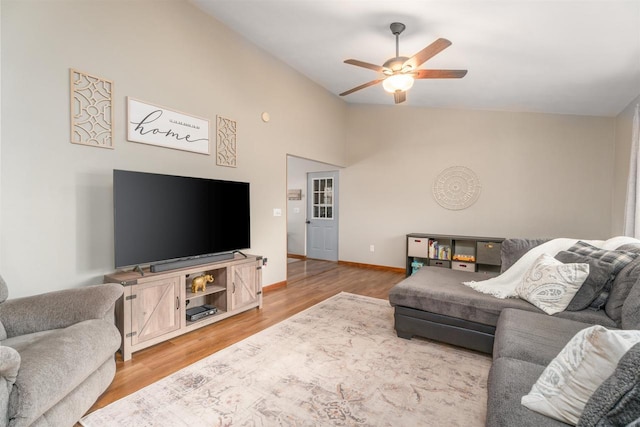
[369,245,375,252]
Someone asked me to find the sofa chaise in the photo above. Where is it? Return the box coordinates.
[0,278,123,427]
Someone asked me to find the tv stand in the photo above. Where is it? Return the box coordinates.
[106,253,262,361]
[149,252,235,273]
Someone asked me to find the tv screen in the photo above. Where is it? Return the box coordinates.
[114,170,250,268]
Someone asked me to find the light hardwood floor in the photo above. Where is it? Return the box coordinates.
[87,260,405,414]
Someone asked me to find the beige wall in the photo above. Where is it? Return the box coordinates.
[612,95,640,235]
[1,0,346,297]
[340,105,616,269]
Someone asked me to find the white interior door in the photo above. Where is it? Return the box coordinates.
[306,171,339,261]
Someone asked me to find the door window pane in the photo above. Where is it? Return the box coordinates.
[311,177,334,220]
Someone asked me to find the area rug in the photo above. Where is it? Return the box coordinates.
[81,292,491,426]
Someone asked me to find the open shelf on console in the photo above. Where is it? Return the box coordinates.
[185,284,226,300]
[185,309,227,327]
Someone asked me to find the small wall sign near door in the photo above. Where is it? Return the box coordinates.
[127,97,210,154]
[432,166,481,210]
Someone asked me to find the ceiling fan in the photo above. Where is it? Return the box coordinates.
[340,22,467,104]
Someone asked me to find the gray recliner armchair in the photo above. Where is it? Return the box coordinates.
[0,277,122,427]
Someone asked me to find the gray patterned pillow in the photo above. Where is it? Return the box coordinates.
[578,342,640,427]
[567,241,638,275]
[567,241,639,310]
[555,251,616,311]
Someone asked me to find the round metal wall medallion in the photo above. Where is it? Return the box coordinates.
[432,166,481,210]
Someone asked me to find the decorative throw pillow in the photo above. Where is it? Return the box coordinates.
[500,238,551,273]
[554,251,616,311]
[578,342,640,427]
[566,241,638,310]
[567,241,638,275]
[516,254,589,315]
[606,244,640,324]
[521,326,640,425]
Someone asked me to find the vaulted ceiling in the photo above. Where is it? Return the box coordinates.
[192,1,640,117]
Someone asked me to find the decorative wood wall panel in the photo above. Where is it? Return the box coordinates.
[216,116,237,167]
[70,69,114,149]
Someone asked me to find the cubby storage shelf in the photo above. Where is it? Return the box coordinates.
[406,233,504,277]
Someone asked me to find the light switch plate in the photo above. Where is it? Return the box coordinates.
[273,208,282,217]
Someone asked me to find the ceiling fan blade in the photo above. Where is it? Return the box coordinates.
[393,91,407,104]
[344,59,387,73]
[414,69,468,79]
[404,38,452,70]
[339,79,384,96]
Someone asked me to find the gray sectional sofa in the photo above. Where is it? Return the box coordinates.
[389,238,640,426]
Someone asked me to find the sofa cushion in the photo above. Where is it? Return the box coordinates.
[554,251,617,311]
[493,308,593,366]
[500,238,551,273]
[578,342,640,427]
[0,276,7,340]
[389,267,541,326]
[515,254,588,315]
[0,275,8,304]
[622,275,640,330]
[487,357,567,427]
[521,326,640,425]
[2,330,57,353]
[390,267,618,328]
[8,319,120,426]
[606,243,640,325]
[0,346,20,427]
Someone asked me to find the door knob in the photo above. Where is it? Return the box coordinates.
[305,220,311,224]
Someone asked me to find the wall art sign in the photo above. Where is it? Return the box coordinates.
[288,189,302,200]
[70,69,114,149]
[216,115,237,167]
[433,166,482,210]
[127,97,210,154]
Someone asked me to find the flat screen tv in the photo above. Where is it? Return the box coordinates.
[114,169,250,269]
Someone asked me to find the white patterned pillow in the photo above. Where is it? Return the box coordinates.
[516,253,589,315]
[521,326,640,425]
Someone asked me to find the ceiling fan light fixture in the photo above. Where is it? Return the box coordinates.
[382,73,414,93]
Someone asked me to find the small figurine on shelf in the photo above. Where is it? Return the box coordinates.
[411,260,424,275]
[191,274,214,293]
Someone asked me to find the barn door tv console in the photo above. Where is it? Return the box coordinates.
[105,254,263,361]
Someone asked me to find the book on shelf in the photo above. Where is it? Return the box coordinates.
[428,240,451,260]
